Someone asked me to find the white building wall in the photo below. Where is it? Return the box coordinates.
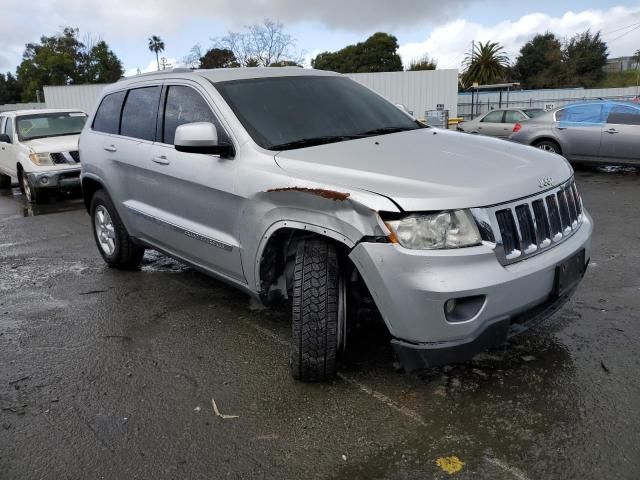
[44,84,109,115]
[347,69,459,118]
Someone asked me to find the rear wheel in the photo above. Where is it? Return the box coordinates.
[0,173,11,189]
[90,189,145,269]
[290,239,345,382]
[535,139,561,154]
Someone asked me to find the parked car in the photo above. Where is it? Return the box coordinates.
[80,68,592,381]
[457,108,546,138]
[0,109,87,202]
[510,101,640,166]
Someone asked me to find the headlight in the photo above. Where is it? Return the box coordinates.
[29,153,53,166]
[384,209,482,249]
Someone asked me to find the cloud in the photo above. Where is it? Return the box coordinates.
[0,0,470,71]
[124,58,180,77]
[398,5,640,70]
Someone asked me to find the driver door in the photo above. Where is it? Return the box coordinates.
[0,116,17,177]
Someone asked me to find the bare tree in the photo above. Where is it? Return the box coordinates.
[183,44,203,69]
[213,19,302,67]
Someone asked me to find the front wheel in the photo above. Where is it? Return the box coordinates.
[20,172,46,203]
[290,239,345,382]
[90,189,145,269]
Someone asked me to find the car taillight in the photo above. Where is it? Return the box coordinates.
[512,123,522,133]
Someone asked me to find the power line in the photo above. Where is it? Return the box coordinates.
[607,24,640,43]
[600,21,640,37]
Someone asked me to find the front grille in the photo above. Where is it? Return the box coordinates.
[50,151,80,165]
[489,180,584,265]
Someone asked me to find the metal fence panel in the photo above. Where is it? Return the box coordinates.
[44,84,109,115]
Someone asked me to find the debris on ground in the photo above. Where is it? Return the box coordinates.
[435,455,465,474]
[211,397,239,419]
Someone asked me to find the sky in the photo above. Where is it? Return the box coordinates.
[0,0,638,76]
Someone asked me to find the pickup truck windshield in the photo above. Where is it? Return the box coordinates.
[214,76,423,150]
[17,112,87,141]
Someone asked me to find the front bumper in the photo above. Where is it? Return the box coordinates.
[26,168,81,189]
[348,211,593,371]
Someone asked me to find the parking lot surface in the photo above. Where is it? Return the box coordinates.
[1,168,639,479]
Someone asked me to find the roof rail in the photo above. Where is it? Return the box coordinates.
[119,67,195,81]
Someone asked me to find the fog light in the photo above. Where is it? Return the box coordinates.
[40,176,49,185]
[444,295,486,323]
[445,299,457,315]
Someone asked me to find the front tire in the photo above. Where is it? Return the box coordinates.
[20,172,46,203]
[90,189,144,269]
[290,239,343,382]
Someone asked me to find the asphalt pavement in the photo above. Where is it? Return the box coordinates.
[1,167,639,479]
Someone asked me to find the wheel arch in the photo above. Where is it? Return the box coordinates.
[81,174,106,213]
[531,136,563,154]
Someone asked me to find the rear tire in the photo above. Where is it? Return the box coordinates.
[534,139,561,155]
[90,189,145,269]
[0,173,11,189]
[290,239,341,382]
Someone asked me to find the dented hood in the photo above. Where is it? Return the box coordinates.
[274,128,572,211]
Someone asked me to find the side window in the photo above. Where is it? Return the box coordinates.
[4,117,14,139]
[120,86,161,141]
[557,104,603,123]
[93,91,126,134]
[482,111,504,123]
[607,105,640,126]
[504,110,525,123]
[163,85,229,145]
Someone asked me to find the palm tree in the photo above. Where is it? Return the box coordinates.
[148,35,165,71]
[462,41,510,87]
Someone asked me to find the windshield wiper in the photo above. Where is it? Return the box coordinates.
[270,135,362,151]
[356,126,419,137]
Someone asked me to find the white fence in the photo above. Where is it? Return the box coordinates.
[44,84,108,115]
[347,69,459,119]
[458,86,640,119]
[0,102,45,112]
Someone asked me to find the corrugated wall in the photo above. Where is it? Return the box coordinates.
[347,70,459,118]
[0,103,45,112]
[44,84,109,115]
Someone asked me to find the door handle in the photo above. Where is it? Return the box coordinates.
[152,155,169,165]
[104,145,117,152]
[605,128,618,134]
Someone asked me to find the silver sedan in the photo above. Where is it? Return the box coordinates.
[509,101,640,167]
[457,108,546,138]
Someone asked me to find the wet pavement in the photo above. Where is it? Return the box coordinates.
[1,168,639,479]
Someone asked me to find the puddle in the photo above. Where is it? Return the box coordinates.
[0,182,84,219]
[595,165,639,175]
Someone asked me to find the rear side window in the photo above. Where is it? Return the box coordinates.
[504,110,525,123]
[3,117,13,139]
[556,104,603,123]
[482,111,504,123]
[162,85,228,145]
[93,91,126,134]
[121,86,161,141]
[607,105,640,125]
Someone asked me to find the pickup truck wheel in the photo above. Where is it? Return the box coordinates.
[90,190,144,269]
[0,173,11,189]
[21,173,46,204]
[290,239,343,382]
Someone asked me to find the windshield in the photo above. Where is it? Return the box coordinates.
[17,112,87,141]
[523,109,546,118]
[213,76,423,150]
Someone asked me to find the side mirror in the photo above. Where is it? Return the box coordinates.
[0,133,11,144]
[174,122,234,157]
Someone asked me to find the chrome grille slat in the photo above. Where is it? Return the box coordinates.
[488,179,584,266]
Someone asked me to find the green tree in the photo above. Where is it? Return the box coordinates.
[461,41,509,87]
[148,35,165,71]
[312,32,403,73]
[408,54,437,71]
[563,30,608,87]
[84,41,124,83]
[0,73,20,104]
[513,33,565,88]
[199,48,239,69]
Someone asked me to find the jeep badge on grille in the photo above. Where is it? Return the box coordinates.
[538,177,553,189]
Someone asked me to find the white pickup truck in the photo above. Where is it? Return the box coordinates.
[0,109,87,203]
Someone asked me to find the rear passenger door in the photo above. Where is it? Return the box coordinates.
[143,83,244,282]
[478,110,505,137]
[554,103,605,161]
[600,104,640,164]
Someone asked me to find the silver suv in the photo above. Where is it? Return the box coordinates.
[80,68,593,382]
